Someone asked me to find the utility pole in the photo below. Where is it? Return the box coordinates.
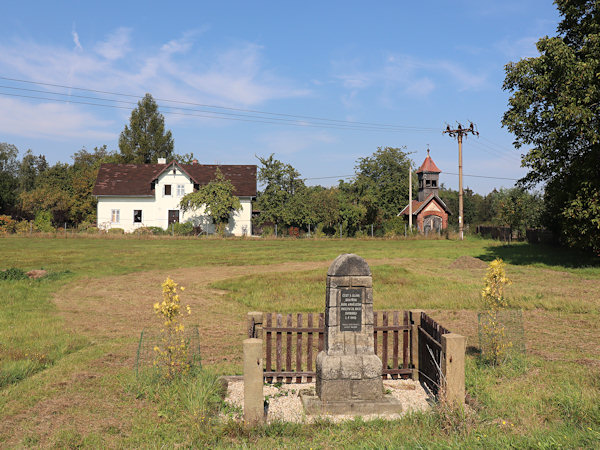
[408,166,412,231]
[443,123,478,241]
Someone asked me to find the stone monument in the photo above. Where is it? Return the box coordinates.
[303,253,402,414]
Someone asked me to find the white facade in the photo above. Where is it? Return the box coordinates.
[96,165,252,236]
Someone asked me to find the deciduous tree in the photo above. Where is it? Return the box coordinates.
[179,168,241,235]
[502,0,600,251]
[119,93,174,164]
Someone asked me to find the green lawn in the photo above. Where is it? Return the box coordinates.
[1,235,599,448]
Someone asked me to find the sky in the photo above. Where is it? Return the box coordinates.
[0,1,561,194]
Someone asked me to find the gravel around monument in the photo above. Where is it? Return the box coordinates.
[224,379,431,423]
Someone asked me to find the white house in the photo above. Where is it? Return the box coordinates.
[93,159,256,235]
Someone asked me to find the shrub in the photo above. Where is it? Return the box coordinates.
[15,220,37,234]
[383,216,406,237]
[0,215,16,233]
[153,277,191,379]
[0,268,28,280]
[172,222,195,236]
[107,228,125,235]
[34,211,54,232]
[261,225,275,237]
[479,258,512,365]
[146,226,167,235]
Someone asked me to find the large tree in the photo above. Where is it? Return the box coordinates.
[119,93,174,163]
[353,146,414,224]
[255,154,306,227]
[502,0,600,251]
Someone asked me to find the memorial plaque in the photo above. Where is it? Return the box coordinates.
[340,288,362,331]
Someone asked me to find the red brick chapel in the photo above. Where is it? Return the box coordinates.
[400,150,451,233]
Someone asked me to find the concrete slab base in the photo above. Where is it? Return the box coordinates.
[300,392,403,416]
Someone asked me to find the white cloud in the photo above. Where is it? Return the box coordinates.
[94,27,132,60]
[71,29,82,51]
[0,30,310,140]
[333,53,488,105]
[0,97,114,140]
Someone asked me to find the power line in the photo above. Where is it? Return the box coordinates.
[0,76,438,132]
[299,172,518,182]
[0,90,436,132]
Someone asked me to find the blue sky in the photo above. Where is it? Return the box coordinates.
[1,1,560,193]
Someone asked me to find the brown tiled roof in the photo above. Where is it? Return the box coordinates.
[416,154,441,173]
[93,162,257,197]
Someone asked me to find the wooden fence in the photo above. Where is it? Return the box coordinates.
[417,312,450,395]
[248,311,415,383]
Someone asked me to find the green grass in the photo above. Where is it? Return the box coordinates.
[1,235,599,448]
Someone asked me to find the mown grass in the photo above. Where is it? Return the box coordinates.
[1,235,599,447]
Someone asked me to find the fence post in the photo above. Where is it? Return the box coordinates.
[409,309,424,381]
[247,311,263,338]
[243,338,264,425]
[441,333,466,406]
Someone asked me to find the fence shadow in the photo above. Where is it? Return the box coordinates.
[477,243,600,269]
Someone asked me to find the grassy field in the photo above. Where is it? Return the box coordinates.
[0,235,599,448]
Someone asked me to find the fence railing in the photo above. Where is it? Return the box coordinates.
[248,310,414,383]
[418,312,450,395]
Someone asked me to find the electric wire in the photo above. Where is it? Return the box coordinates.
[0,76,438,132]
[0,90,436,132]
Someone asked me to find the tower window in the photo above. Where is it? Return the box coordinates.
[426,180,431,187]
[432,180,437,187]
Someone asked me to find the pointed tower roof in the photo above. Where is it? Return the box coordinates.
[416,149,441,173]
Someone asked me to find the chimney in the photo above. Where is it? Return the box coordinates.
[157,158,166,164]
[192,159,198,164]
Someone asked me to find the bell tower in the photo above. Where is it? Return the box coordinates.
[417,149,441,201]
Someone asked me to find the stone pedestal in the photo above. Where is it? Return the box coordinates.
[316,254,383,400]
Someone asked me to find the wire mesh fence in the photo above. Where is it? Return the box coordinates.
[135,326,202,376]
[478,309,525,363]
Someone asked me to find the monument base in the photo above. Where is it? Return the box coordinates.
[300,392,403,416]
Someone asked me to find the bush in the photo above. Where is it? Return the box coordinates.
[172,222,195,236]
[0,268,28,280]
[15,220,37,234]
[107,228,125,235]
[133,227,155,235]
[145,226,167,235]
[0,215,16,233]
[382,216,406,237]
[34,211,54,232]
[261,225,275,237]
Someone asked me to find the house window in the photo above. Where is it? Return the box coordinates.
[168,210,180,224]
[111,209,120,223]
[164,184,172,196]
[133,210,142,223]
[176,184,185,197]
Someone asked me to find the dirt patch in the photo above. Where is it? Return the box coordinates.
[26,269,48,279]
[449,256,488,270]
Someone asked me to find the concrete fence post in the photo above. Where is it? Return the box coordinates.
[246,311,263,338]
[409,309,425,381]
[441,333,466,406]
[243,338,264,425]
